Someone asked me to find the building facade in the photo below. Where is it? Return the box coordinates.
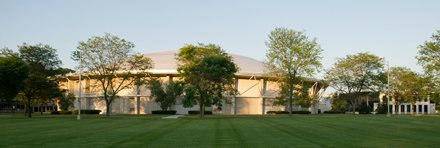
[59,50,328,115]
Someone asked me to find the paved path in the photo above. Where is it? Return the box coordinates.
[162,115,184,119]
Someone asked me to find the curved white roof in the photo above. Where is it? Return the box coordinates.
[144,50,266,75]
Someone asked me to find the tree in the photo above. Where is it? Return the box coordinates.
[176,44,238,118]
[148,78,184,111]
[58,93,75,111]
[417,30,440,104]
[17,43,63,118]
[73,33,153,117]
[0,50,28,102]
[265,27,323,116]
[325,53,385,115]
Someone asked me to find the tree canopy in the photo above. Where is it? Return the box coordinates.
[176,44,238,118]
[16,43,63,118]
[148,78,184,111]
[325,52,385,114]
[387,67,432,107]
[0,49,28,102]
[265,27,323,116]
[73,33,153,117]
[417,30,440,98]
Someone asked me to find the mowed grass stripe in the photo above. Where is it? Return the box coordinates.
[1,114,440,147]
[111,118,191,147]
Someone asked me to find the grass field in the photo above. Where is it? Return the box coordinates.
[0,114,439,147]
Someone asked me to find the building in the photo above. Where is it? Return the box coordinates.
[373,94,436,114]
[59,50,328,115]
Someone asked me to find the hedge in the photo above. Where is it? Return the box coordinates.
[266,111,311,114]
[51,111,72,115]
[151,110,177,115]
[72,109,101,115]
[188,110,213,115]
[323,111,345,114]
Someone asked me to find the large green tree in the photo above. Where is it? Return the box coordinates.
[265,27,323,116]
[73,33,153,117]
[325,53,385,114]
[148,78,184,111]
[17,43,63,118]
[176,44,238,118]
[417,30,440,104]
[0,49,28,103]
[387,67,432,114]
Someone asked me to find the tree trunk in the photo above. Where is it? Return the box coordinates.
[199,96,204,118]
[352,98,356,115]
[40,104,43,115]
[105,99,111,117]
[27,100,32,118]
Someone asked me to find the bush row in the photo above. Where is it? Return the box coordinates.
[151,110,177,114]
[323,111,345,114]
[72,109,101,114]
[266,111,311,114]
[51,110,101,115]
[50,111,73,115]
[188,111,213,115]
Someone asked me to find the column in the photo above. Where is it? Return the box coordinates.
[136,83,140,115]
[416,104,419,114]
[261,79,267,115]
[233,77,239,115]
[427,96,431,114]
[392,105,396,114]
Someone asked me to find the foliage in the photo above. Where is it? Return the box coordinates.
[358,101,372,114]
[376,103,388,114]
[176,43,238,118]
[50,111,73,115]
[188,110,213,115]
[266,111,311,114]
[58,93,75,111]
[0,52,28,102]
[73,33,153,117]
[388,67,432,106]
[148,78,183,111]
[417,30,440,74]
[417,30,440,100]
[323,111,345,114]
[265,27,323,116]
[9,43,64,118]
[325,53,385,114]
[72,109,101,114]
[151,110,177,114]
[330,96,348,112]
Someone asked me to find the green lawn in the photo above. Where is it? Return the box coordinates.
[0,114,439,147]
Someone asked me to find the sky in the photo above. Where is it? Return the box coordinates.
[1,0,440,79]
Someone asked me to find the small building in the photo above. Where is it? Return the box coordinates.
[373,94,436,114]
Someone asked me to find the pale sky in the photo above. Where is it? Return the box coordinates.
[1,0,440,79]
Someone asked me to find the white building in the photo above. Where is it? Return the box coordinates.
[59,50,328,115]
[373,94,436,114]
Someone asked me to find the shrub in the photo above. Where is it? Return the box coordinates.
[436,105,440,111]
[51,111,72,115]
[72,109,101,115]
[266,111,311,114]
[359,101,372,114]
[151,110,177,114]
[323,111,345,114]
[188,111,213,115]
[376,103,388,114]
[331,97,347,112]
